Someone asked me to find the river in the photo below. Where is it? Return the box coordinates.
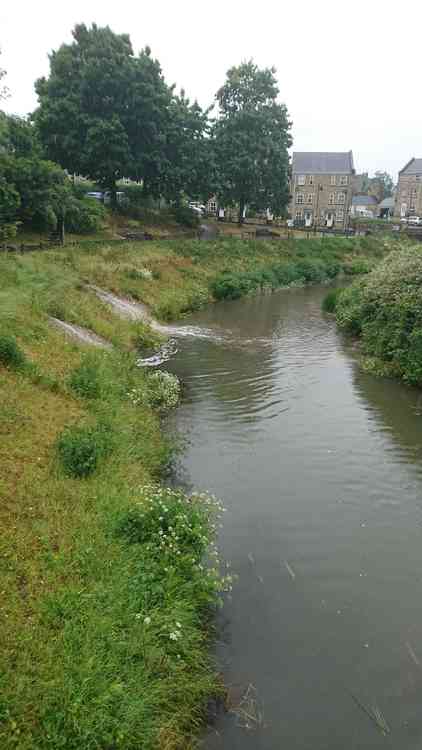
[165,284,422,750]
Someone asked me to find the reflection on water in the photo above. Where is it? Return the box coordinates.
[166,287,422,750]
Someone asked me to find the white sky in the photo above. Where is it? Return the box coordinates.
[1,0,421,180]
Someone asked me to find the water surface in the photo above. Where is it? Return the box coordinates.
[166,286,422,750]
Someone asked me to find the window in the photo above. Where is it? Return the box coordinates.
[337,192,346,204]
[339,175,348,186]
[306,193,314,204]
[295,210,303,220]
[296,193,304,204]
[330,175,336,186]
[336,209,344,222]
[309,175,314,185]
[328,193,335,205]
[208,200,217,213]
[298,175,306,185]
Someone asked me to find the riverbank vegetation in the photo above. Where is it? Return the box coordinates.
[0,269,230,747]
[335,243,422,385]
[0,233,391,747]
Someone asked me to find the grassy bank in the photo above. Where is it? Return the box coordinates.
[0,234,390,748]
[3,234,391,331]
[334,243,422,385]
[0,282,230,748]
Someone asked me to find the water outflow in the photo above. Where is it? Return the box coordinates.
[92,286,224,338]
[164,286,422,750]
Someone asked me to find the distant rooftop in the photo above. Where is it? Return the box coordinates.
[399,158,422,176]
[292,151,354,175]
[378,197,395,208]
[352,194,378,206]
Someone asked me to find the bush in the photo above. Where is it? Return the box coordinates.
[171,204,200,228]
[56,421,114,478]
[66,197,106,234]
[335,246,422,384]
[68,357,101,399]
[0,334,27,370]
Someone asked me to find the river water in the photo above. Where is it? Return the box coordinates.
[165,285,422,750]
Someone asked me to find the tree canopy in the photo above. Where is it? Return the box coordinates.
[212,61,292,222]
[34,24,214,204]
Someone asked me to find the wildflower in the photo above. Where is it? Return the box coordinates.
[144,616,151,626]
[169,631,180,641]
[176,621,182,629]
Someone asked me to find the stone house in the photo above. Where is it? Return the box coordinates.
[350,194,378,218]
[290,151,355,228]
[395,158,422,218]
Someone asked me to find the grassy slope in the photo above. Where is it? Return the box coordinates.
[0,234,390,749]
[335,242,422,385]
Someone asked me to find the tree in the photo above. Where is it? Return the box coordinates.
[0,113,73,232]
[0,49,8,101]
[368,171,394,202]
[35,24,135,200]
[212,61,292,223]
[161,91,216,203]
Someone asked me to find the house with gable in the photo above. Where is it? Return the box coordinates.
[395,158,422,218]
[290,151,355,229]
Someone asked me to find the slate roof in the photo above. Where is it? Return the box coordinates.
[399,158,422,176]
[292,151,354,175]
[352,195,378,206]
[378,197,395,209]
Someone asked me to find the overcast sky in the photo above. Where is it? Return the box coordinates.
[1,0,421,180]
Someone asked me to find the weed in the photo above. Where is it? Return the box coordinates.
[69,355,101,399]
[56,420,114,478]
[0,334,27,370]
[322,288,343,313]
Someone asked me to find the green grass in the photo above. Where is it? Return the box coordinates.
[0,290,225,747]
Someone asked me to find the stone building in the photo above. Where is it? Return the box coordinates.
[395,158,422,218]
[290,151,355,228]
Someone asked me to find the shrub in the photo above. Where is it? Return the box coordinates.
[171,204,200,228]
[66,197,106,234]
[69,357,101,399]
[335,246,422,384]
[0,334,27,370]
[56,421,114,478]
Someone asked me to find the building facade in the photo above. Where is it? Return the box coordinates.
[290,151,355,229]
[395,158,422,218]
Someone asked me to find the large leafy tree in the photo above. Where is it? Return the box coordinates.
[35,24,134,197]
[162,91,216,203]
[212,61,292,223]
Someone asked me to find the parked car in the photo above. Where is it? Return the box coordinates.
[407,216,422,226]
[188,204,205,216]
